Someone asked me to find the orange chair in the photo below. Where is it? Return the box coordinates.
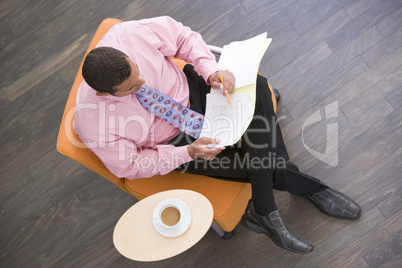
[57,18,277,238]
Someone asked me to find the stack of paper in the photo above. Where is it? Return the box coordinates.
[200,33,271,145]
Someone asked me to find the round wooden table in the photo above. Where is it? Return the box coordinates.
[113,189,214,262]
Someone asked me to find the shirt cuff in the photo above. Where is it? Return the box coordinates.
[198,60,220,84]
[175,145,193,163]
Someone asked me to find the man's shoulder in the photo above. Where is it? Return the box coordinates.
[108,16,179,34]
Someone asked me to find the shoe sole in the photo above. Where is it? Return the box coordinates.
[241,216,313,254]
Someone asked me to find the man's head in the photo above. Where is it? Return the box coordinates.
[82,47,145,97]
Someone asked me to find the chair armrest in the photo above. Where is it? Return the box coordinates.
[207,44,223,55]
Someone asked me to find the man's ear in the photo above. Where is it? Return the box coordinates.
[96,92,110,96]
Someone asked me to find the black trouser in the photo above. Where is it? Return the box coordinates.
[169,65,328,215]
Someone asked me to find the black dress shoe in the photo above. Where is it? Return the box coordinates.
[304,188,361,219]
[241,201,314,254]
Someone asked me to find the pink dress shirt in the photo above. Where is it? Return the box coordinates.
[74,16,220,180]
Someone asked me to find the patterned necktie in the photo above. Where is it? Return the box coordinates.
[134,86,204,139]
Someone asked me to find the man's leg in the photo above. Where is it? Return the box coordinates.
[177,68,326,195]
[170,66,316,253]
[249,75,361,219]
[174,65,360,252]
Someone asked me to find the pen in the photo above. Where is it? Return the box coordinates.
[219,72,231,106]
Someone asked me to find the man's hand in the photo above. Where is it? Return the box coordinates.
[208,70,235,94]
[187,137,225,160]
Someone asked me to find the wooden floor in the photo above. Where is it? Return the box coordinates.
[1,0,401,267]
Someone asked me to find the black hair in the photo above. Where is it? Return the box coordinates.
[82,47,132,94]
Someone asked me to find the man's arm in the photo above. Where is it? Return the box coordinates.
[138,16,220,82]
[85,135,224,179]
[85,135,194,180]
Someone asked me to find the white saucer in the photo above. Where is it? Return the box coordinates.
[152,198,192,237]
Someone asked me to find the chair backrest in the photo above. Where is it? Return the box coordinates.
[56,18,128,192]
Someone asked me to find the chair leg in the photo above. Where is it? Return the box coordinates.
[273,88,281,101]
[211,221,235,239]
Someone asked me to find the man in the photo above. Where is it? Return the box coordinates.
[75,16,361,254]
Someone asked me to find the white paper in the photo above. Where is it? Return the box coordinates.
[200,33,272,145]
[199,94,252,146]
[218,32,271,89]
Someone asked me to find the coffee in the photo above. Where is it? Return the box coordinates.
[160,206,181,227]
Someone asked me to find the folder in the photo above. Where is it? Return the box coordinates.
[200,33,271,145]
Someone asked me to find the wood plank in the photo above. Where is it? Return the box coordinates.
[27,168,101,220]
[0,205,34,251]
[282,207,384,267]
[248,0,322,37]
[0,194,82,267]
[55,179,131,236]
[0,0,26,19]
[29,194,134,267]
[36,0,81,23]
[363,230,402,268]
[292,0,353,35]
[318,127,401,190]
[283,23,383,116]
[117,0,187,22]
[285,108,349,171]
[0,0,104,79]
[37,0,133,57]
[0,93,69,175]
[268,41,333,90]
[378,252,402,268]
[326,0,400,51]
[0,194,80,254]
[341,67,402,122]
[376,7,402,37]
[56,52,87,85]
[53,223,121,267]
[107,260,123,268]
[198,2,250,46]
[257,200,355,267]
[0,14,43,58]
[343,148,402,202]
[377,187,402,219]
[0,205,5,219]
[386,86,402,110]
[298,49,402,177]
[0,226,63,267]
[27,148,71,180]
[262,25,300,61]
[0,168,33,205]
[1,157,84,215]
[202,0,312,51]
[293,96,397,178]
[276,106,294,127]
[322,45,402,110]
[343,0,382,20]
[284,55,368,119]
[281,25,382,109]
[361,26,402,67]
[262,9,351,78]
[318,210,402,268]
[0,0,131,91]
[2,34,88,102]
[347,258,370,268]
[167,0,244,34]
[305,109,402,184]
[0,73,66,136]
[241,0,297,18]
[0,0,47,37]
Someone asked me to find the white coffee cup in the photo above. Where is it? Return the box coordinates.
[158,204,181,228]
[152,198,191,237]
